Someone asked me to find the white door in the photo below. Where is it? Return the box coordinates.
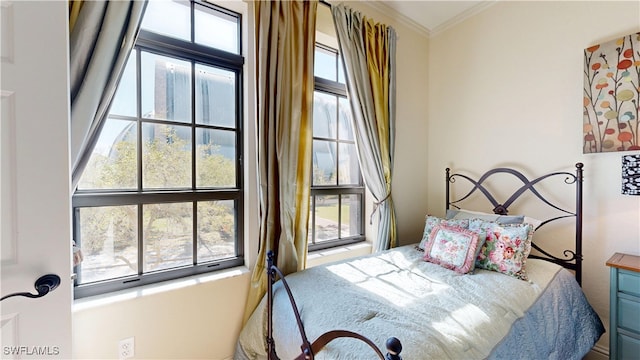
[1,1,72,359]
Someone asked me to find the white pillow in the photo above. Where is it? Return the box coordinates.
[445,209,524,224]
[446,208,543,231]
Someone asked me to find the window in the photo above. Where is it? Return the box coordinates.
[309,44,364,251]
[73,0,244,298]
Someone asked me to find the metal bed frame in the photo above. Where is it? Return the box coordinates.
[262,163,584,359]
[446,163,584,285]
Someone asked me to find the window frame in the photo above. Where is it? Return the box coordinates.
[72,0,245,299]
[309,44,365,252]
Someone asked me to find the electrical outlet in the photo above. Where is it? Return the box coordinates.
[118,337,135,359]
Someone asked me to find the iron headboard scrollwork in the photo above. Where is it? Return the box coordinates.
[445,163,584,285]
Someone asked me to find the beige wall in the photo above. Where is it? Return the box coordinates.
[72,2,430,359]
[73,270,251,359]
[427,0,640,354]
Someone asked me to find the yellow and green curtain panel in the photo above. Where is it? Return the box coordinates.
[332,4,397,252]
[243,0,317,324]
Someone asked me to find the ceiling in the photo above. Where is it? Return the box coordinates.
[375,0,494,35]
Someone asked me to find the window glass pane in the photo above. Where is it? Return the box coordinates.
[141,0,190,42]
[338,97,353,140]
[314,47,336,81]
[77,118,137,190]
[314,195,338,242]
[110,54,137,117]
[197,200,235,263]
[313,140,336,186]
[196,128,236,187]
[338,143,360,185]
[313,92,337,139]
[195,64,236,128]
[143,202,193,272]
[310,43,363,249]
[340,195,361,238]
[338,56,345,84]
[141,52,192,123]
[76,206,138,284]
[194,3,239,54]
[142,123,192,189]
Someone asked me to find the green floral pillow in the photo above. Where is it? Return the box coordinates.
[469,219,534,281]
[418,215,469,250]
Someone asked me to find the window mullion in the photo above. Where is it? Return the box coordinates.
[191,60,198,265]
[136,48,143,192]
[235,69,243,189]
[311,196,316,245]
[337,195,342,240]
[193,202,198,265]
[334,95,340,187]
[190,1,195,43]
[191,62,197,189]
[136,47,144,276]
[137,204,144,276]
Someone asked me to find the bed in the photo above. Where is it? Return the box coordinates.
[235,163,605,359]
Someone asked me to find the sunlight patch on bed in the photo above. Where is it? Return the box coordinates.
[325,251,448,307]
[432,303,492,348]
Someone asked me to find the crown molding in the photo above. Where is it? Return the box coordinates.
[335,1,497,39]
[430,0,498,37]
[362,1,431,38]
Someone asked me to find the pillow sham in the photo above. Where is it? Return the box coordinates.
[418,215,469,250]
[470,219,534,281]
[423,224,483,274]
[446,208,525,224]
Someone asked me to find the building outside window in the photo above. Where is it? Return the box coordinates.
[73,0,244,298]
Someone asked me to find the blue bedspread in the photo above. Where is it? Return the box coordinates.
[489,269,605,359]
[236,245,605,360]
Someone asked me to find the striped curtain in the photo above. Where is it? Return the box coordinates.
[243,0,318,324]
[332,4,397,251]
[69,0,147,190]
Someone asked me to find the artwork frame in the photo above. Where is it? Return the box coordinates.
[583,32,640,154]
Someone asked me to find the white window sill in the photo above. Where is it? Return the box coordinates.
[73,243,372,311]
[307,242,373,268]
[72,266,250,312]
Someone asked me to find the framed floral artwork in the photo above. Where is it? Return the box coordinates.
[583,32,640,153]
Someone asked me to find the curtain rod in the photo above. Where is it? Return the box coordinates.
[317,0,399,40]
[319,0,332,9]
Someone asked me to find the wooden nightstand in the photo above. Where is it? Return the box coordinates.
[606,253,640,359]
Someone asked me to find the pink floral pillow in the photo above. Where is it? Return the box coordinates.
[419,215,469,250]
[423,224,482,274]
[470,219,534,281]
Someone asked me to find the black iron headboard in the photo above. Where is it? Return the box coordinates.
[445,163,584,285]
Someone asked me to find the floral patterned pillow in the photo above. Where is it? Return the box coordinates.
[418,215,470,250]
[470,219,534,281]
[423,224,482,274]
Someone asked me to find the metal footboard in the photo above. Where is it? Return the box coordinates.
[265,251,402,360]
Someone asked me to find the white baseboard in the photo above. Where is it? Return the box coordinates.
[583,344,608,360]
